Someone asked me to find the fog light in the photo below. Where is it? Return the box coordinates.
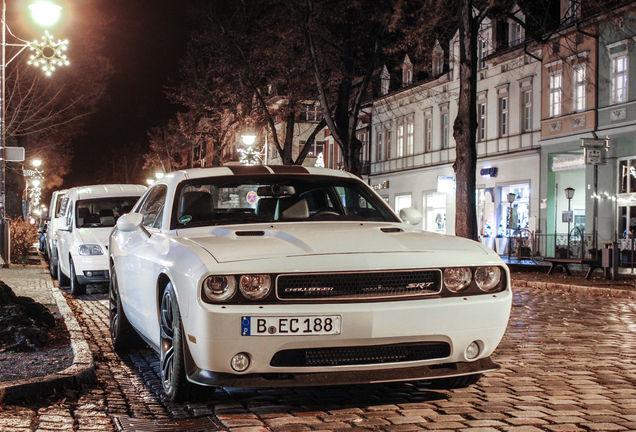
[231,353,250,372]
[85,271,93,278]
[465,341,480,360]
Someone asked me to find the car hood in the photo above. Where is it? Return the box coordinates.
[176,222,490,264]
[76,227,112,248]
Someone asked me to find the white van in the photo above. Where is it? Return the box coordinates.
[46,189,67,279]
[57,184,146,295]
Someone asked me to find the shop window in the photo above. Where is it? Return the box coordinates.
[424,192,446,234]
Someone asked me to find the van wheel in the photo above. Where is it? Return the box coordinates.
[109,266,143,350]
[49,254,58,280]
[69,259,86,296]
[57,254,70,287]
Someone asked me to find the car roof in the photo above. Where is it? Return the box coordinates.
[67,184,147,200]
[158,165,357,187]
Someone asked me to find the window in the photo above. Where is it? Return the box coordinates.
[402,55,413,87]
[381,66,390,96]
[424,192,446,234]
[478,102,486,141]
[549,72,562,117]
[385,130,392,160]
[563,0,579,23]
[300,105,322,122]
[425,117,433,151]
[573,64,586,112]
[376,130,383,162]
[499,97,508,136]
[522,89,532,132]
[406,117,414,155]
[139,185,167,228]
[478,37,489,70]
[611,54,628,104]
[441,113,449,148]
[397,123,404,157]
[509,20,524,46]
[394,194,412,214]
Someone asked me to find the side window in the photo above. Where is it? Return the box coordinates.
[138,185,167,228]
[66,200,74,227]
[59,197,69,218]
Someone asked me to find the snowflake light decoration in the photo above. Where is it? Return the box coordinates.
[28,31,69,76]
[239,146,261,165]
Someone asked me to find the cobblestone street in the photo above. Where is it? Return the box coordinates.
[3,283,636,431]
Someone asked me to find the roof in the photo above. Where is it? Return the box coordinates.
[67,184,147,200]
[169,165,356,181]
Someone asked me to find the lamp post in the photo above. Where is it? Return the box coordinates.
[507,193,516,260]
[0,1,67,265]
[565,187,575,258]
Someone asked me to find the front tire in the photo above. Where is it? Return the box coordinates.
[160,282,196,402]
[109,266,143,351]
[69,259,86,296]
[57,254,70,287]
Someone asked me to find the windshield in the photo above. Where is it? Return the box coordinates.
[172,174,399,229]
[76,197,139,228]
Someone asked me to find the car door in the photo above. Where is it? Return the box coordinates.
[116,185,168,343]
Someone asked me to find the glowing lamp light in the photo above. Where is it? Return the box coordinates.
[146,179,155,185]
[155,172,164,179]
[241,134,256,146]
[32,159,42,167]
[29,1,62,27]
[31,179,41,187]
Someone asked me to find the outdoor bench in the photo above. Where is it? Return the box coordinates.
[543,258,602,279]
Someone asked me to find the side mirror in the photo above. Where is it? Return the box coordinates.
[399,207,423,226]
[58,216,71,232]
[116,212,143,232]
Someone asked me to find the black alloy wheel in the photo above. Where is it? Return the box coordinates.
[159,282,196,402]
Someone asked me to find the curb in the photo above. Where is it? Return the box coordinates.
[0,267,96,403]
[512,278,636,298]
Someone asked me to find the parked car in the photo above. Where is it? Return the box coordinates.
[57,184,146,295]
[38,222,48,255]
[46,189,67,279]
[109,166,512,402]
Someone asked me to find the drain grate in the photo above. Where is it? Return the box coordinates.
[114,416,223,432]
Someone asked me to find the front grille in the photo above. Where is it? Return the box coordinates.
[270,342,451,367]
[276,270,441,301]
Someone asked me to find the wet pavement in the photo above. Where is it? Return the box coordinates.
[3,276,636,431]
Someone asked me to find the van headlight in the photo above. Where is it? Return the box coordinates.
[443,267,472,293]
[202,275,236,302]
[474,267,502,292]
[239,274,272,300]
[78,244,103,255]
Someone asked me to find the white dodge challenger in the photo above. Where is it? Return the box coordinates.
[109,165,512,402]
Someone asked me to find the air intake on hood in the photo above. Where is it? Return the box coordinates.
[381,227,403,233]
[235,230,266,237]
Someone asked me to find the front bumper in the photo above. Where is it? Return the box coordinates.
[182,290,512,386]
[73,254,109,284]
[188,356,499,387]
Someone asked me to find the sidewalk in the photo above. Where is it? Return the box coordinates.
[0,262,95,403]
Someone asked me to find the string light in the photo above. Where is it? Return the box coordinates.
[27,31,69,76]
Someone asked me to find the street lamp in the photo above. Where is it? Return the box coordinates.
[0,0,68,265]
[565,187,575,258]
[507,193,516,260]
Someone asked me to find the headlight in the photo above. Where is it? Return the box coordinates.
[474,267,502,292]
[443,267,472,293]
[78,244,103,255]
[202,275,236,302]
[239,274,272,300]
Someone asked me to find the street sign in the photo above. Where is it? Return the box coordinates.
[585,148,602,164]
[581,138,608,148]
[2,147,24,162]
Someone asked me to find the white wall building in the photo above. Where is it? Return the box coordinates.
[370,12,543,251]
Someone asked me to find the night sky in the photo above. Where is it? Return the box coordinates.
[63,0,191,188]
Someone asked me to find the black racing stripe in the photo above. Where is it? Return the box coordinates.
[227,165,271,175]
[268,165,310,175]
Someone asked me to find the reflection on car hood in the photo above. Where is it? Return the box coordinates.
[177,222,489,264]
[77,227,112,248]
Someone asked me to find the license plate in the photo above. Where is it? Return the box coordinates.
[241,315,342,336]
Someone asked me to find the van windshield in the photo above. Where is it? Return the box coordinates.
[76,197,139,228]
